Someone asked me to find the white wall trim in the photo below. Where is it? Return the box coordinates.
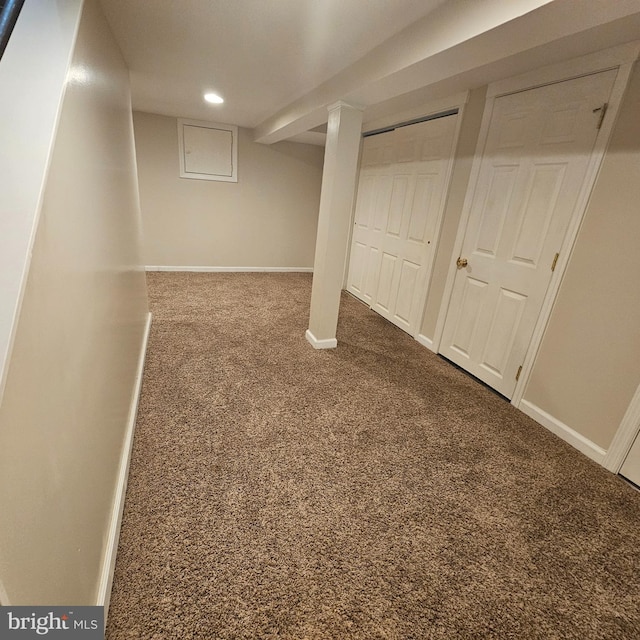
[416,333,437,353]
[519,399,606,465]
[145,266,313,273]
[0,577,10,606]
[602,381,640,473]
[305,329,337,350]
[96,312,152,617]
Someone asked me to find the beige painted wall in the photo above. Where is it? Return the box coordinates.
[523,62,640,451]
[420,87,487,340]
[0,0,149,605]
[0,0,83,409]
[133,112,325,268]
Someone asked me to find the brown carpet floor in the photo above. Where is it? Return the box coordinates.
[106,272,640,640]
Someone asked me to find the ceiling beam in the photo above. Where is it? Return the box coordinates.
[254,0,640,144]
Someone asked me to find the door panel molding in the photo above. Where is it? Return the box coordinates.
[433,42,640,407]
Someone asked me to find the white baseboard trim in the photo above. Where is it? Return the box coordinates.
[0,578,10,606]
[416,333,437,353]
[96,312,152,616]
[519,399,606,465]
[305,329,337,350]
[145,265,313,273]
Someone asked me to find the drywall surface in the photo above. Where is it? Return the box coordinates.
[0,0,149,604]
[0,0,83,410]
[133,112,325,268]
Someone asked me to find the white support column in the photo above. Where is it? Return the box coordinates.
[306,101,363,349]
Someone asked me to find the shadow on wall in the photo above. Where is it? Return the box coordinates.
[269,139,326,168]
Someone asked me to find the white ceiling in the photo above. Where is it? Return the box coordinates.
[99,0,447,128]
[99,0,640,145]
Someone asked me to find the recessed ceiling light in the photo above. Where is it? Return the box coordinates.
[204,92,224,104]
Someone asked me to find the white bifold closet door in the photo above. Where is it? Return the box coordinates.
[347,114,458,336]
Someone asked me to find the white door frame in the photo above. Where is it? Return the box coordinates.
[432,41,640,407]
[603,381,640,474]
[410,103,466,340]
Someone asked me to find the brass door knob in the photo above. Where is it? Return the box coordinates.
[456,257,468,269]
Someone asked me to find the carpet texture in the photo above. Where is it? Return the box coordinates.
[106,272,640,639]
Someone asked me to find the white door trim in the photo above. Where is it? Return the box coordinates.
[603,381,640,473]
[342,138,364,290]
[411,104,466,339]
[486,41,640,99]
[432,42,640,408]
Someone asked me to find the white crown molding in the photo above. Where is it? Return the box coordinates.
[327,100,365,113]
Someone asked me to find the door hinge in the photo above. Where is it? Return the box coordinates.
[593,102,608,130]
[515,365,523,382]
[551,252,559,272]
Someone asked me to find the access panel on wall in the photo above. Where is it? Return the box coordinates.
[347,113,459,336]
[439,69,617,399]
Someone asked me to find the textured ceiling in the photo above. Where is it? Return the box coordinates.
[99,0,640,145]
[99,0,446,127]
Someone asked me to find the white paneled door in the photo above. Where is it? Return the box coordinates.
[347,114,458,335]
[439,70,617,398]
